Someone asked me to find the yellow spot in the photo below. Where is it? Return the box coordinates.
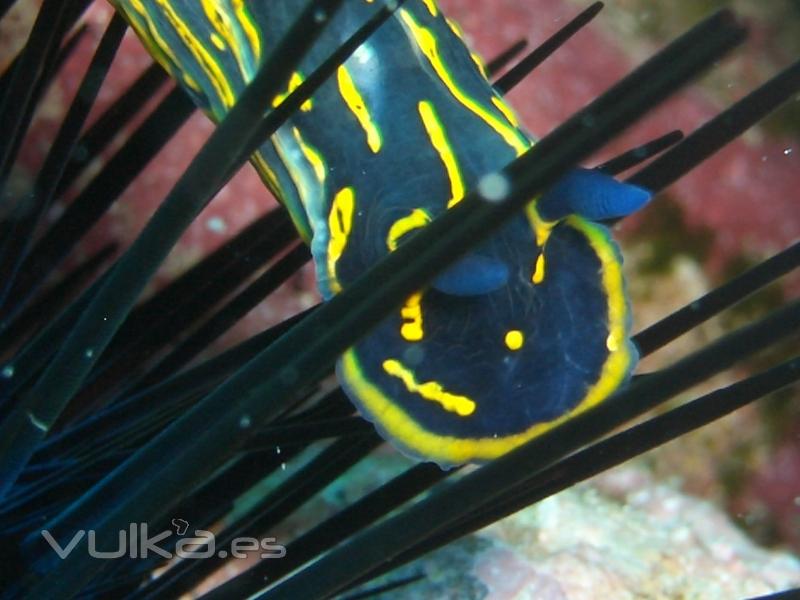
[337,66,382,153]
[532,253,546,284]
[417,101,464,208]
[421,0,439,16]
[399,10,531,156]
[154,0,237,110]
[272,71,313,112]
[292,127,326,183]
[505,330,524,351]
[400,292,424,341]
[210,32,225,50]
[387,209,431,251]
[382,359,475,416]
[492,96,520,128]
[327,188,355,294]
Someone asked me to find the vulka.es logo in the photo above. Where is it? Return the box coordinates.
[41,522,286,560]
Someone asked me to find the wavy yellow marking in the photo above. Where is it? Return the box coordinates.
[340,218,632,465]
[387,209,431,251]
[504,330,525,351]
[201,0,254,78]
[231,0,261,63]
[418,101,464,208]
[383,359,475,416]
[327,187,355,294]
[272,71,313,112]
[492,96,520,128]
[399,10,530,156]
[292,127,326,183]
[154,0,236,110]
[337,66,382,153]
[400,292,424,341]
[421,0,439,16]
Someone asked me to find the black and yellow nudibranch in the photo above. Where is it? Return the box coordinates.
[111,0,652,467]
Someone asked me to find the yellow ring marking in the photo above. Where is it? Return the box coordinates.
[382,359,475,416]
[337,66,382,153]
[418,100,464,208]
[399,10,531,156]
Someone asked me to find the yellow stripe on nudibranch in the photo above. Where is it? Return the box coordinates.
[201,0,256,79]
[491,96,521,128]
[124,1,183,77]
[337,66,382,153]
[532,253,546,284]
[525,204,555,284]
[209,32,225,50]
[326,187,355,294]
[400,292,424,341]
[387,209,431,251]
[570,216,632,387]
[382,359,475,416]
[231,0,262,63]
[399,10,531,157]
[421,0,439,16]
[292,127,326,183]
[154,0,237,109]
[272,71,313,112]
[417,100,464,208]
[525,203,555,247]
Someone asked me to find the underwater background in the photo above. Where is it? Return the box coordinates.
[0,0,798,597]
